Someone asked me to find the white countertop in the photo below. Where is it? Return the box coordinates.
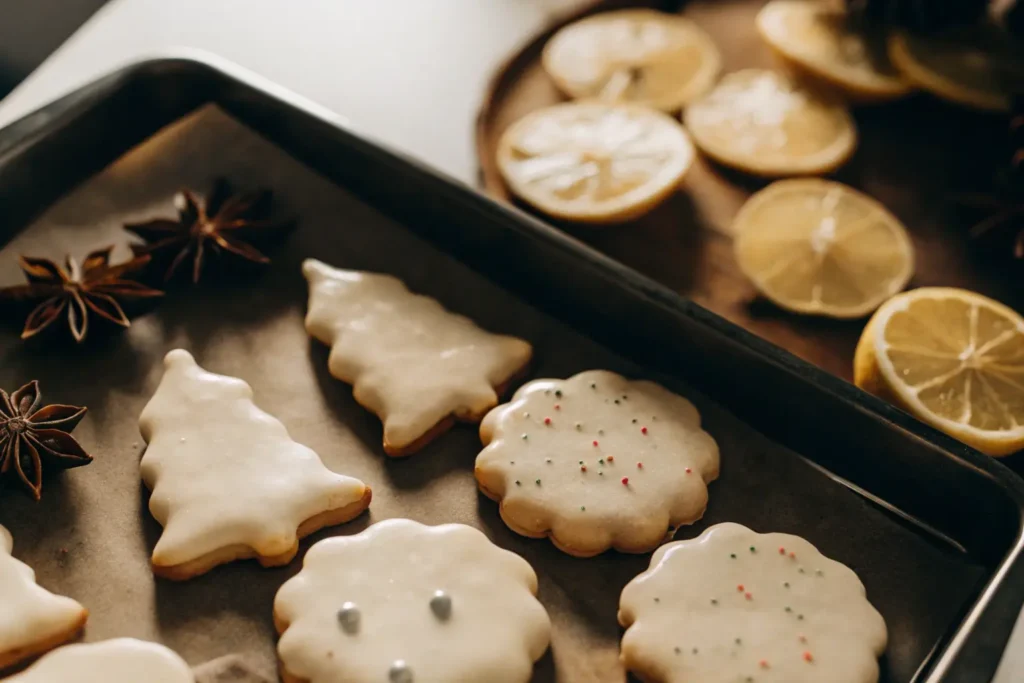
[0,1,1021,680]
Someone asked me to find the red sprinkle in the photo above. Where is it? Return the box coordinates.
[554,404,561,411]
[790,552,797,559]
[621,477,629,486]
[799,635,807,643]
[685,467,692,474]
[641,426,648,435]
[803,652,814,663]
[544,417,552,425]
[745,592,752,600]
[759,660,769,669]
[737,584,744,592]
[607,455,615,462]
[580,465,587,472]
[637,462,643,469]
[779,547,786,555]
[593,440,599,447]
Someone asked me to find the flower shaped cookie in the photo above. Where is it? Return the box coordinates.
[274,518,551,683]
[618,523,888,683]
[475,370,719,556]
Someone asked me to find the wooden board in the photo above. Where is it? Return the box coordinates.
[476,0,1020,382]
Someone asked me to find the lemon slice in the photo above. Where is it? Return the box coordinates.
[889,26,1024,112]
[854,288,1024,456]
[757,0,912,101]
[684,69,857,177]
[733,179,914,318]
[542,9,721,112]
[496,102,695,224]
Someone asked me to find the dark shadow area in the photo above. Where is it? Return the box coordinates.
[0,0,109,99]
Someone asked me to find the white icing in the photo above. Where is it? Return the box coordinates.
[274,518,551,683]
[139,349,368,572]
[618,523,887,683]
[0,524,86,664]
[475,370,719,556]
[5,638,193,683]
[302,259,532,453]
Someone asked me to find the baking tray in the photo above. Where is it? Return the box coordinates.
[0,55,1022,683]
[475,0,1018,385]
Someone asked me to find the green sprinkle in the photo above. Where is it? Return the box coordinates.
[692,648,698,655]
[785,607,792,612]
[555,390,562,398]
[784,582,790,588]
[524,412,530,417]
[674,647,681,654]
[515,480,521,486]
[730,553,737,559]
[599,429,605,435]
[581,506,586,511]
[799,568,806,574]
[546,458,552,464]
[590,383,596,389]
[614,399,621,405]
[711,599,718,605]
[510,461,515,465]
[521,434,528,440]
[598,472,604,476]
[798,614,805,621]
[749,546,756,553]
[816,569,824,576]
[632,418,638,424]
[575,423,582,431]
[654,597,660,603]
[598,458,605,465]
[622,395,628,400]
[579,460,584,465]
[735,638,742,645]
[535,479,541,485]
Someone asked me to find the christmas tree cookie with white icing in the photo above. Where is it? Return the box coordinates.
[618,523,888,683]
[0,524,87,671]
[273,518,551,683]
[139,349,371,580]
[302,259,532,456]
[5,638,193,683]
[475,370,719,557]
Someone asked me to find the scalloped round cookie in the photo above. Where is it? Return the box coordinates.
[618,523,887,683]
[273,518,551,683]
[475,370,719,557]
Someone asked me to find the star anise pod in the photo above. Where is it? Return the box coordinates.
[124,178,293,284]
[0,380,91,501]
[0,247,163,343]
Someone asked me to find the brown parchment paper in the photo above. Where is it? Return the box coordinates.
[0,106,984,682]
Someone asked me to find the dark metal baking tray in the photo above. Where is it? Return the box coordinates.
[0,55,1022,683]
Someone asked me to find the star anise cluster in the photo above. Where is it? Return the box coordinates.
[0,179,290,343]
[0,380,91,500]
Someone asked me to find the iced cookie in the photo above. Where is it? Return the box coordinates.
[475,370,719,557]
[303,259,532,456]
[5,638,193,683]
[139,349,371,580]
[273,518,551,683]
[0,524,88,671]
[618,523,887,683]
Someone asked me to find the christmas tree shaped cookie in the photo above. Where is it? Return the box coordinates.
[274,518,551,683]
[618,523,888,683]
[5,638,192,683]
[0,525,87,671]
[303,259,532,456]
[139,349,371,580]
[475,370,719,556]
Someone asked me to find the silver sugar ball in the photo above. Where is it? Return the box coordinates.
[429,589,452,620]
[389,660,413,683]
[337,601,360,634]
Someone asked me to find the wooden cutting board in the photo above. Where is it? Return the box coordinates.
[475,0,1019,382]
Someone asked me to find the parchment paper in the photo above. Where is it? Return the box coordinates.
[0,106,984,682]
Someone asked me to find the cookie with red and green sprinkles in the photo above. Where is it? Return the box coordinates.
[618,523,887,683]
[474,370,719,557]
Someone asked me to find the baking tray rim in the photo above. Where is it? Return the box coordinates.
[0,51,1023,682]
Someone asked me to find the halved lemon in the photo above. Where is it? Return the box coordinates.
[542,9,721,112]
[684,69,857,177]
[757,0,912,101]
[496,102,695,224]
[889,26,1024,112]
[854,288,1024,456]
[733,179,914,318]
